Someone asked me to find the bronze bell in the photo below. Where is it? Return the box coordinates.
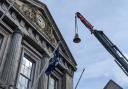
[73,33,81,43]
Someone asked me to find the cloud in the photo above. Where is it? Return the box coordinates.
[84,59,113,79]
[75,53,128,88]
[74,58,113,89]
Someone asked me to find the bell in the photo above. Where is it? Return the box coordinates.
[73,33,81,43]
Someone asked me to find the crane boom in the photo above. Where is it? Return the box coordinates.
[76,12,128,76]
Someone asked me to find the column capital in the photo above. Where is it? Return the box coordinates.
[13,27,29,37]
[13,28,23,35]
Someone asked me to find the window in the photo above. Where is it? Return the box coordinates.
[48,76,58,89]
[17,56,33,89]
[0,34,3,48]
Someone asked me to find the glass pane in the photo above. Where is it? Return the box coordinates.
[22,57,32,68]
[17,75,28,89]
[20,57,32,78]
[17,56,34,89]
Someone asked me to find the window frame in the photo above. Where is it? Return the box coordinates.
[0,27,10,77]
[0,27,9,53]
[17,54,35,89]
[0,29,6,52]
[16,45,41,89]
[48,75,58,89]
[46,64,63,89]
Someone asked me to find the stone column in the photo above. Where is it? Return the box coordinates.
[1,29,23,85]
[38,55,49,89]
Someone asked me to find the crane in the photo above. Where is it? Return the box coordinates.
[74,12,128,76]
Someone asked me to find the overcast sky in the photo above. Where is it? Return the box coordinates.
[40,0,128,89]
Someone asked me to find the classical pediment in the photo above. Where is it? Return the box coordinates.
[13,0,58,45]
[12,0,77,66]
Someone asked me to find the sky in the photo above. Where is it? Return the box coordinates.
[40,0,128,89]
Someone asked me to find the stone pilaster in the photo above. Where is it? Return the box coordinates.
[1,29,23,85]
[64,73,73,89]
[38,55,49,89]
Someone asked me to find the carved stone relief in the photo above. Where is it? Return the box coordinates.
[44,26,57,45]
[15,0,37,22]
[14,0,58,46]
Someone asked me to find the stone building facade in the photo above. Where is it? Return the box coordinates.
[0,0,77,89]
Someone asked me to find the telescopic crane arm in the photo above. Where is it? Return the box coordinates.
[76,12,128,76]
